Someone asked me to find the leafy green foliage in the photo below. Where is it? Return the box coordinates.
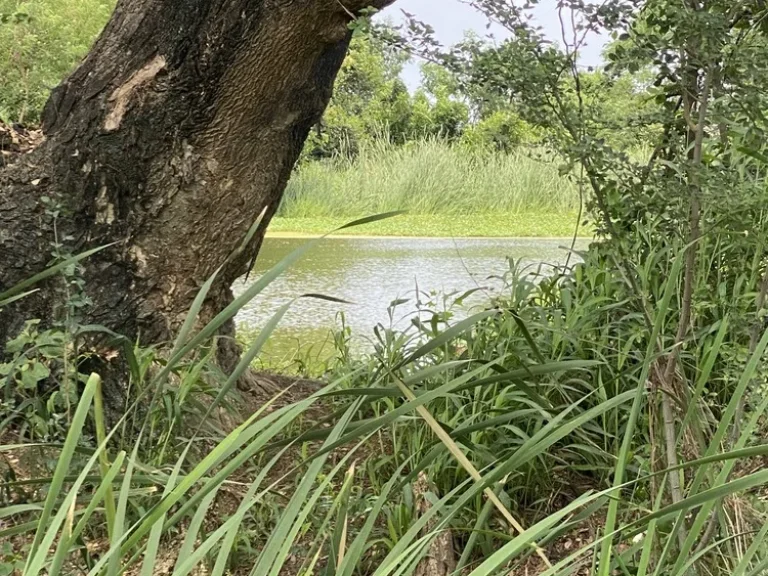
[4,233,768,575]
[303,31,472,160]
[0,0,113,123]
[0,541,25,576]
[461,109,541,152]
[0,320,70,439]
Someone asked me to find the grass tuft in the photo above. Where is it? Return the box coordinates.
[279,138,581,220]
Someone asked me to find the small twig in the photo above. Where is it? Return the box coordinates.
[639,96,684,188]
[662,65,713,385]
[692,510,719,556]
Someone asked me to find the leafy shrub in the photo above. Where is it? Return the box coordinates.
[0,319,79,439]
[461,109,541,152]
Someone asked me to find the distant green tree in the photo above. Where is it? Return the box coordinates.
[460,109,539,151]
[305,30,471,159]
[414,62,469,139]
[304,30,411,158]
[410,33,544,151]
[449,33,659,152]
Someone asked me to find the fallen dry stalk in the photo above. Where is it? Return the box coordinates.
[392,374,553,569]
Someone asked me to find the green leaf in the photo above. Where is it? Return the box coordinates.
[23,373,100,576]
[0,244,115,303]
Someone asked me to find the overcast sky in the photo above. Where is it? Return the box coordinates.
[378,0,609,89]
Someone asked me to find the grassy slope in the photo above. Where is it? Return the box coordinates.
[268,213,589,238]
[274,138,588,237]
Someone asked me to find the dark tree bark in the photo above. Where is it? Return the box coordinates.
[0,0,394,377]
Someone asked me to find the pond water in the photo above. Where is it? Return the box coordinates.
[233,236,588,365]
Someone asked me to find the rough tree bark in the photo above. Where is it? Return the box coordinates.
[0,0,394,381]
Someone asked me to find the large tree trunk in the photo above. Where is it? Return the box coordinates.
[0,0,393,375]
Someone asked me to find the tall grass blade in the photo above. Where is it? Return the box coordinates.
[331,463,356,573]
[107,439,140,576]
[23,373,100,574]
[210,447,293,576]
[733,520,768,576]
[399,310,498,367]
[372,479,473,576]
[0,244,115,302]
[230,206,269,269]
[140,446,190,576]
[466,493,594,576]
[191,296,308,435]
[248,402,359,576]
[456,482,504,572]
[171,486,220,576]
[665,328,768,574]
[48,452,126,576]
[391,371,552,567]
[336,461,410,576]
[170,266,221,358]
[0,288,39,308]
[93,377,116,541]
[676,316,729,445]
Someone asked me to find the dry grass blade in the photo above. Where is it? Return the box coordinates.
[391,373,553,568]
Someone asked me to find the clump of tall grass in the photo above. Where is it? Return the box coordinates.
[4,213,768,576]
[279,137,581,218]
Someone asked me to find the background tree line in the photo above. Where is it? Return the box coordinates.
[0,1,655,157]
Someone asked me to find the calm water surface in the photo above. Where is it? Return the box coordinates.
[233,237,587,362]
